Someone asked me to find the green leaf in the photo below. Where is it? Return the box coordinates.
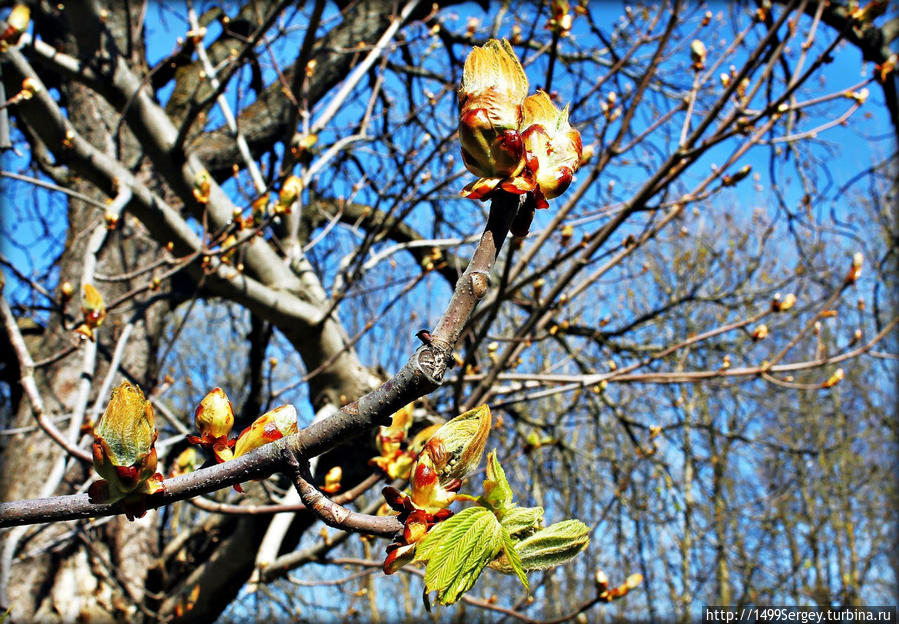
[481,450,514,512]
[500,505,544,537]
[422,506,503,606]
[489,519,590,573]
[501,525,528,593]
[414,511,459,564]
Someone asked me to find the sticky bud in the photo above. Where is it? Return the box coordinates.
[193,388,234,440]
[322,466,343,494]
[233,404,298,458]
[751,324,768,341]
[845,252,863,285]
[82,284,106,330]
[458,39,530,199]
[690,39,707,70]
[626,573,644,590]
[772,293,796,312]
[279,175,303,207]
[410,405,491,512]
[169,447,200,478]
[722,165,751,187]
[192,170,211,204]
[520,91,583,206]
[1,4,30,44]
[89,381,165,519]
[821,368,844,389]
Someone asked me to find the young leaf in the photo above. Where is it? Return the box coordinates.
[500,505,544,537]
[481,450,514,512]
[413,511,459,564]
[501,525,528,593]
[489,519,590,573]
[422,506,503,606]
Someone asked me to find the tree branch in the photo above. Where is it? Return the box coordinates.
[0,191,521,529]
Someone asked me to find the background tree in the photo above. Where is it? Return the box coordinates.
[0,0,896,622]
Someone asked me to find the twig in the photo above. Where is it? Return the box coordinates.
[0,294,90,463]
[186,5,266,193]
[281,448,401,538]
[189,472,382,515]
[309,0,420,136]
[0,171,110,210]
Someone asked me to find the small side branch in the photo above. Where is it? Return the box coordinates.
[281,448,401,538]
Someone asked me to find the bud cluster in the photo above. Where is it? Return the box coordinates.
[185,388,298,490]
[381,407,594,609]
[381,405,492,574]
[458,40,583,209]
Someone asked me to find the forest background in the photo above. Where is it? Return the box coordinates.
[0,0,897,622]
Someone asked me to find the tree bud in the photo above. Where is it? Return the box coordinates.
[233,404,298,458]
[520,92,582,205]
[82,283,106,330]
[89,381,164,518]
[410,405,491,512]
[195,387,234,439]
[1,4,30,44]
[458,39,530,198]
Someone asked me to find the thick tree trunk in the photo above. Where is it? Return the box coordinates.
[0,5,172,618]
[1,0,467,620]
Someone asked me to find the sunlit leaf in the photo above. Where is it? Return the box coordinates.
[490,519,590,573]
[422,506,502,606]
[500,505,544,537]
[501,526,528,593]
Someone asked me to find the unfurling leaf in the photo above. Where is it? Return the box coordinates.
[501,526,528,593]
[410,405,491,512]
[489,519,590,573]
[481,450,514,512]
[499,505,544,537]
[417,506,503,607]
[89,381,165,519]
[382,409,592,606]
